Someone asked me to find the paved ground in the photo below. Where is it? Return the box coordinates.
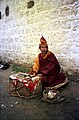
[0,66,79,120]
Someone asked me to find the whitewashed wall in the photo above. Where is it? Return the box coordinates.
[0,0,79,72]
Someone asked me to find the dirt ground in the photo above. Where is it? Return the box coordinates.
[0,66,79,120]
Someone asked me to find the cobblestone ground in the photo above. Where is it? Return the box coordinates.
[0,66,79,120]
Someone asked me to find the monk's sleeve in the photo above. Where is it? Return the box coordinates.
[32,56,39,73]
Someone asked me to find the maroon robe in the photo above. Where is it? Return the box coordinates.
[38,52,66,90]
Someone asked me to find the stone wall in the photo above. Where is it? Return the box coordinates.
[0,0,79,71]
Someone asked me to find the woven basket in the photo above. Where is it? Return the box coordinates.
[9,73,42,99]
[42,89,65,103]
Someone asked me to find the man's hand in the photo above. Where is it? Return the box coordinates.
[33,72,36,76]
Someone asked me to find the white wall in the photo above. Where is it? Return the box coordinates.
[0,0,79,72]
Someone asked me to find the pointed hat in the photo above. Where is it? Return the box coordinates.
[40,36,47,45]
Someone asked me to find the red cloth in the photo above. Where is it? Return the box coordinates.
[22,78,39,93]
[38,52,66,90]
[12,77,39,93]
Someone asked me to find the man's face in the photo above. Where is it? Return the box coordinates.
[40,44,48,55]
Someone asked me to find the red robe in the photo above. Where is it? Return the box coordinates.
[32,51,66,90]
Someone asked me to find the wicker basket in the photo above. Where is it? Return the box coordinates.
[42,89,65,103]
[9,72,42,98]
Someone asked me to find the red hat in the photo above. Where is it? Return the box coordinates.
[40,36,47,45]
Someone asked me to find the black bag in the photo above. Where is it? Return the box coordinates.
[0,62,10,69]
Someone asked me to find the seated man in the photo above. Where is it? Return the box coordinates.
[29,36,68,90]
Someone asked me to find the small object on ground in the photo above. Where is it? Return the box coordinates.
[0,64,3,69]
[0,62,10,69]
[42,89,66,103]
